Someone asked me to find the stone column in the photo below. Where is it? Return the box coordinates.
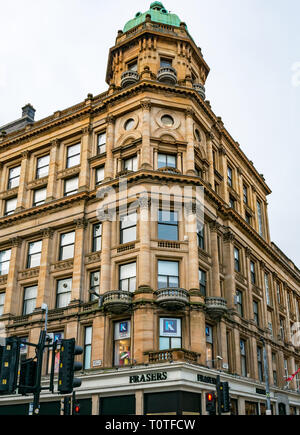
[16,151,29,211]
[3,237,22,316]
[104,116,115,181]
[46,140,59,202]
[133,305,154,363]
[209,221,221,297]
[36,228,54,309]
[190,307,206,364]
[206,132,215,189]
[220,146,229,203]
[245,248,254,321]
[140,101,152,169]
[216,320,228,369]
[185,109,196,176]
[92,394,99,416]
[250,337,259,380]
[100,219,112,293]
[223,230,235,310]
[92,315,105,368]
[135,390,144,415]
[232,328,241,375]
[78,125,92,192]
[138,197,151,289]
[70,218,87,304]
[260,261,268,329]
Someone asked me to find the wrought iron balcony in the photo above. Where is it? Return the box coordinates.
[205,297,228,320]
[155,288,189,311]
[193,83,206,100]
[121,71,140,88]
[157,66,177,85]
[103,290,133,314]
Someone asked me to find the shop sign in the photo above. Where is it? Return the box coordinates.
[129,372,168,384]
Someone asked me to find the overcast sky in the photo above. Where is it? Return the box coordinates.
[0,0,299,268]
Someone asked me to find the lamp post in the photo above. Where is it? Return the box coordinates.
[260,337,272,415]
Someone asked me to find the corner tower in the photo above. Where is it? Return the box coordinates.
[106,1,209,99]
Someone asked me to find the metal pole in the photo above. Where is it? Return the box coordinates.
[261,338,272,415]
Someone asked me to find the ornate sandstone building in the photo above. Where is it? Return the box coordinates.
[0,2,299,415]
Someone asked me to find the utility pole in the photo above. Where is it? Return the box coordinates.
[260,337,272,415]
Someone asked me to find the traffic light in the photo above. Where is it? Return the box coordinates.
[0,338,20,395]
[18,359,37,395]
[205,392,216,415]
[63,396,71,416]
[73,401,80,415]
[57,339,83,395]
[219,382,230,413]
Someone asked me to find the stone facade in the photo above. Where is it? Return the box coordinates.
[0,2,299,416]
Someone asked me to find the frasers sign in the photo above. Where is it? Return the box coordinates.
[129,372,168,384]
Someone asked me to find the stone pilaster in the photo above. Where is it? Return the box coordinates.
[140,101,152,169]
[186,202,200,290]
[46,140,59,202]
[206,132,215,189]
[36,228,54,309]
[209,221,221,297]
[219,145,229,204]
[223,230,235,310]
[3,237,22,316]
[100,220,112,293]
[70,218,88,303]
[185,109,196,175]
[78,125,92,191]
[138,196,151,289]
[104,116,115,180]
[133,306,154,363]
[16,151,29,211]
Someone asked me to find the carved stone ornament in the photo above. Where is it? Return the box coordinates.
[223,231,235,243]
[245,247,252,258]
[74,218,88,229]
[41,228,54,239]
[209,220,221,233]
[140,100,152,111]
[106,115,115,125]
[10,237,23,247]
[185,108,195,119]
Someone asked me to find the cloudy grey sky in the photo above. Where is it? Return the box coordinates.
[0,0,299,267]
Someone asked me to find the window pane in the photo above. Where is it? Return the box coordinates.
[34,188,47,205]
[171,337,181,349]
[121,227,136,244]
[65,177,78,195]
[5,197,17,214]
[158,261,178,276]
[61,232,75,246]
[37,155,50,168]
[158,225,178,241]
[60,245,74,260]
[121,213,137,229]
[57,278,72,294]
[67,144,80,157]
[120,263,136,280]
[159,337,170,351]
[96,167,105,184]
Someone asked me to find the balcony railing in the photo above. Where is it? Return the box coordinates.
[155,288,189,311]
[121,71,140,88]
[157,66,177,85]
[205,297,228,320]
[103,290,133,314]
[145,349,200,364]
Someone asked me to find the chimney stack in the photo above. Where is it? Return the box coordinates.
[22,104,36,122]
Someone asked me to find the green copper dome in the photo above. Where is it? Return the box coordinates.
[123,2,184,33]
